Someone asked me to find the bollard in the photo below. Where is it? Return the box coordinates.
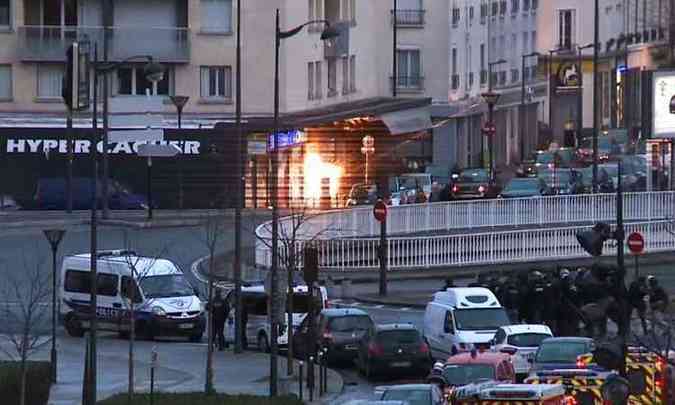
[318,351,324,396]
[308,356,314,402]
[322,347,329,394]
[298,361,304,401]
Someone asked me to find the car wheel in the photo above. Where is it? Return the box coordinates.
[258,333,270,353]
[65,314,84,338]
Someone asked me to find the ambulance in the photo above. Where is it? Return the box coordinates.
[449,381,567,405]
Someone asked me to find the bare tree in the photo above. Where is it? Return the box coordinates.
[115,231,170,404]
[632,302,675,368]
[196,212,229,395]
[0,251,52,405]
[255,205,337,376]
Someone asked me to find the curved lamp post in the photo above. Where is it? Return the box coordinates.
[43,229,66,384]
[361,135,375,184]
[482,59,506,182]
[169,95,189,210]
[269,10,339,397]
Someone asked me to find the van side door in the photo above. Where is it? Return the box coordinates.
[440,309,457,356]
[93,272,121,331]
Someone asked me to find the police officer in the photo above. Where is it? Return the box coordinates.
[628,276,649,334]
[647,276,669,322]
[439,277,456,291]
[529,271,547,323]
[558,269,581,336]
[210,289,228,351]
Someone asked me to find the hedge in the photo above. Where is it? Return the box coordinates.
[0,361,52,405]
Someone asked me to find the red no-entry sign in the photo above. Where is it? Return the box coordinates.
[373,200,387,223]
[627,232,645,255]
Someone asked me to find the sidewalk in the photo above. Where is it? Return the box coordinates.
[0,332,342,405]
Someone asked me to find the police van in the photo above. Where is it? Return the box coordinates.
[224,282,328,352]
[423,287,510,360]
[60,250,205,341]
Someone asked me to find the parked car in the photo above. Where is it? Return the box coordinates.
[537,169,584,195]
[578,136,623,163]
[0,195,21,210]
[516,160,538,178]
[534,148,577,169]
[34,177,148,210]
[346,183,381,207]
[377,384,447,405]
[423,288,510,359]
[428,351,516,389]
[356,323,432,379]
[450,169,500,200]
[529,337,595,375]
[575,167,614,193]
[293,308,374,364]
[498,178,551,198]
[489,324,553,381]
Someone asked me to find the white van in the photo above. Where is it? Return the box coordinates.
[423,287,510,360]
[60,250,205,341]
[224,283,328,352]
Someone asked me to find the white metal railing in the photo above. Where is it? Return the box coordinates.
[255,192,675,270]
[256,221,675,271]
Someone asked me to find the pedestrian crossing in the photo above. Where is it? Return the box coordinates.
[330,299,422,313]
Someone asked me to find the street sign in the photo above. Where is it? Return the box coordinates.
[150,347,158,368]
[627,232,645,254]
[373,200,387,223]
[136,143,181,157]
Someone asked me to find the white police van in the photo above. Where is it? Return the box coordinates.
[224,282,328,352]
[60,250,205,341]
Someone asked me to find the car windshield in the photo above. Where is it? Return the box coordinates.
[459,170,489,183]
[507,333,551,347]
[139,274,195,299]
[536,152,554,164]
[442,364,495,386]
[454,308,510,331]
[505,179,539,191]
[328,315,372,332]
[600,165,619,178]
[381,389,431,405]
[535,341,589,363]
[377,330,421,346]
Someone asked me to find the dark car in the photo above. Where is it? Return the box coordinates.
[34,177,148,210]
[529,337,595,375]
[516,160,538,178]
[578,136,623,163]
[534,148,577,168]
[575,167,614,193]
[537,169,584,195]
[357,323,432,379]
[346,183,380,207]
[292,308,374,364]
[450,169,499,199]
[377,384,447,405]
[499,177,551,198]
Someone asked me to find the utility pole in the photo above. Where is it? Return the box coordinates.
[392,0,397,97]
[101,0,110,218]
[234,0,244,355]
[592,0,600,193]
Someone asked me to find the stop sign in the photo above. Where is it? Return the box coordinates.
[373,200,387,223]
[627,232,645,254]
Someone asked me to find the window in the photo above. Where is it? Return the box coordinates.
[349,55,356,92]
[499,0,506,15]
[499,35,505,58]
[121,276,142,304]
[341,56,349,94]
[327,58,337,96]
[523,32,529,55]
[532,0,537,10]
[511,68,519,83]
[452,7,460,26]
[511,0,519,13]
[64,270,118,297]
[480,43,485,69]
[480,3,487,23]
[200,66,232,99]
[531,31,537,52]
[0,65,10,99]
[452,48,457,75]
[491,1,498,16]
[469,6,474,20]
[350,0,356,23]
[37,64,63,98]
[307,62,315,100]
[512,33,518,55]
[558,9,575,50]
[523,0,530,11]
[0,0,9,27]
[396,49,421,88]
[200,0,232,33]
[315,61,322,99]
[117,66,172,96]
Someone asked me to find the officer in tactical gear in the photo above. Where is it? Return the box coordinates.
[628,276,649,334]
[647,276,669,325]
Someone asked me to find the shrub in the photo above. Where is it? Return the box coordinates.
[0,361,52,405]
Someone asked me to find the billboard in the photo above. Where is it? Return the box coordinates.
[652,71,675,138]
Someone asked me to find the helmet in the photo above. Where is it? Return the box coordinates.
[560,269,571,278]
[647,275,657,286]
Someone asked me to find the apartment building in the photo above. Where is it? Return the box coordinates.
[0,0,451,209]
[440,0,544,171]
[537,0,671,145]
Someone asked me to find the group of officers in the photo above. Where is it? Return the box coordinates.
[444,265,670,338]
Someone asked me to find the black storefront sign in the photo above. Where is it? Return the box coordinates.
[0,127,237,210]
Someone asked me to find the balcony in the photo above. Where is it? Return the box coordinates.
[17,26,190,63]
[391,10,425,26]
[391,76,424,92]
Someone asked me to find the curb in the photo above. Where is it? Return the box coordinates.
[353,295,428,309]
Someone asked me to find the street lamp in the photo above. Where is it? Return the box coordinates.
[98,56,165,218]
[547,48,565,143]
[481,59,505,183]
[361,135,375,184]
[520,51,540,161]
[270,10,339,397]
[169,95,189,210]
[563,114,576,148]
[576,43,595,148]
[43,229,66,384]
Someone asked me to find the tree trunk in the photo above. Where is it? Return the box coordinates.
[286,248,295,376]
[128,301,135,404]
[205,256,215,394]
[19,341,27,405]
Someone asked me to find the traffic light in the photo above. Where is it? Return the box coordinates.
[303,245,319,284]
[576,222,612,256]
[62,42,90,111]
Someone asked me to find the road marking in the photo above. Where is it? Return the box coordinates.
[400,307,411,311]
[374,305,384,309]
